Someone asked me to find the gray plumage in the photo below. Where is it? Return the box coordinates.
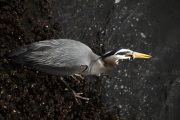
[10,39,100,75]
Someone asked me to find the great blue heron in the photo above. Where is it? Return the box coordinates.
[9,39,151,101]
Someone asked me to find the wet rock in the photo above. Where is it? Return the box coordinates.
[1,0,180,119]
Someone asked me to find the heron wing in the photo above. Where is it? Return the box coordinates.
[33,64,88,75]
[18,39,92,75]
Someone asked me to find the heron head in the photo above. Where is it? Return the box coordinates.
[102,49,151,65]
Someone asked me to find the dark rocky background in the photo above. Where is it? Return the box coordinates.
[1,0,180,119]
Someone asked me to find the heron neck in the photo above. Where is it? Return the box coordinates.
[89,58,114,75]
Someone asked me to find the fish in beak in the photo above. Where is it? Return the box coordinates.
[125,51,152,59]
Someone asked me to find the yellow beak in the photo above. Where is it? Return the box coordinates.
[133,52,152,59]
